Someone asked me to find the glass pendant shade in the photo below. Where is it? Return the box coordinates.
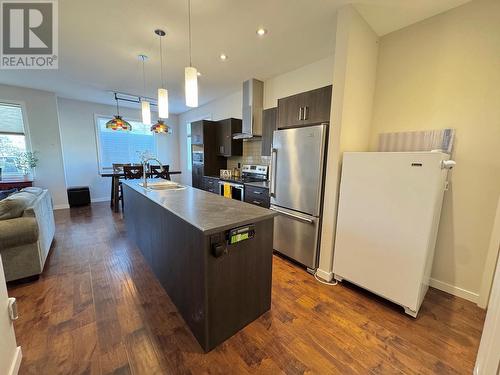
[158,88,169,118]
[105,115,132,131]
[141,100,151,125]
[185,66,198,108]
[151,119,170,134]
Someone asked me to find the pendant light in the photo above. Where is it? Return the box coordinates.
[155,29,169,119]
[106,94,132,131]
[151,119,171,134]
[139,54,152,125]
[185,0,198,107]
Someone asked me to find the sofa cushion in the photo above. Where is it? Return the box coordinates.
[0,192,37,220]
[21,187,43,196]
[0,188,18,201]
[0,216,39,249]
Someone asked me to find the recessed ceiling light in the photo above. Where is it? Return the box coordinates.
[197,71,201,76]
[256,28,267,36]
[219,53,228,61]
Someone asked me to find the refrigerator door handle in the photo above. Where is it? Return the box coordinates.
[270,206,314,224]
[270,148,278,197]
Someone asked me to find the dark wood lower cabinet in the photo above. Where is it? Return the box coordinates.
[244,186,270,208]
[203,176,220,194]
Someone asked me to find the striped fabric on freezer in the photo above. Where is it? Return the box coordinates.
[378,128,455,153]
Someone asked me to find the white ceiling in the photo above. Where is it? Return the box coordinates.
[0,0,470,115]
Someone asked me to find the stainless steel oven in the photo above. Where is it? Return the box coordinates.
[218,181,244,201]
[192,151,204,164]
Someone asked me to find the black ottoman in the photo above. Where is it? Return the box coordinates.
[67,186,91,207]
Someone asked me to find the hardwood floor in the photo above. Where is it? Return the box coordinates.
[8,203,485,374]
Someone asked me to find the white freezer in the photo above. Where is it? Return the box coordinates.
[333,151,452,317]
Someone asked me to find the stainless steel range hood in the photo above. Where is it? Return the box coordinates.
[233,79,263,140]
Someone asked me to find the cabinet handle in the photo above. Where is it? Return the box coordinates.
[298,107,303,121]
[252,200,262,205]
[270,148,277,197]
[303,106,308,120]
[253,190,262,195]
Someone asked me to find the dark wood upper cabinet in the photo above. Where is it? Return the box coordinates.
[191,121,204,145]
[215,118,242,157]
[261,108,277,157]
[277,85,332,129]
[191,120,226,189]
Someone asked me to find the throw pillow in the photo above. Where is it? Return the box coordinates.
[21,187,43,196]
[0,192,37,220]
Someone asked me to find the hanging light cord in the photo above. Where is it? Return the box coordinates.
[159,35,165,88]
[188,0,192,67]
[114,93,120,116]
[141,56,146,97]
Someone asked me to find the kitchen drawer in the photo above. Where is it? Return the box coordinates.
[206,187,218,194]
[203,177,219,193]
[245,186,270,208]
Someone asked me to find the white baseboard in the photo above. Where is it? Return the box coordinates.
[53,204,70,210]
[316,268,334,282]
[9,346,22,375]
[429,277,479,304]
[91,197,109,203]
[53,198,109,209]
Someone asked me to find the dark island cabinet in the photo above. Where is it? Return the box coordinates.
[216,118,243,157]
[277,85,332,129]
[261,107,277,157]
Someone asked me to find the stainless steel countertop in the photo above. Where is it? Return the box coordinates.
[122,179,276,235]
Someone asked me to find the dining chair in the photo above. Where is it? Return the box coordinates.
[121,165,144,211]
[112,163,130,173]
[111,163,131,211]
[123,165,144,180]
[149,165,171,180]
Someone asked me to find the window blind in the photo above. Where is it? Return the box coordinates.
[96,116,157,171]
[0,103,25,135]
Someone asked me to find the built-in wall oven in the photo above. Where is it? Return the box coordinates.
[218,181,244,201]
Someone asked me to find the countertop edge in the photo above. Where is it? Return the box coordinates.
[122,180,276,235]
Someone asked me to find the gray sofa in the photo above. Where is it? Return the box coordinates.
[0,188,55,281]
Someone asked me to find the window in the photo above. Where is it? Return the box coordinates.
[95,116,157,172]
[0,103,28,177]
[186,122,192,171]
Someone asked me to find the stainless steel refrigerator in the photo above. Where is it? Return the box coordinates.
[270,123,328,271]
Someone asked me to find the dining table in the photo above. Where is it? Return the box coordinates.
[101,170,182,212]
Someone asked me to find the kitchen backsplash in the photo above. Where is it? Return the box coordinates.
[227,140,271,170]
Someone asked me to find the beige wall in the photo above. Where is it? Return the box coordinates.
[317,6,379,281]
[177,57,334,185]
[263,56,334,110]
[368,0,500,297]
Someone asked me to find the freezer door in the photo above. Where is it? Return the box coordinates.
[333,152,450,313]
[271,205,320,269]
[270,124,327,216]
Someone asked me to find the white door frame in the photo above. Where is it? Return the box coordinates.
[478,197,500,308]
[474,247,500,374]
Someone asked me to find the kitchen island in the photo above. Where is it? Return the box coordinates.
[121,179,276,352]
